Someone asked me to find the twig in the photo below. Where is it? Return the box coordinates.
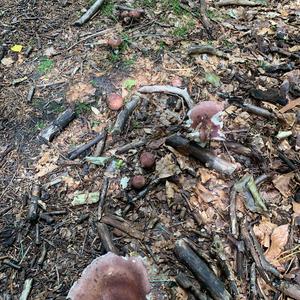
[115,139,146,154]
[28,184,40,222]
[231,101,276,119]
[68,131,106,160]
[19,278,33,300]
[0,144,14,163]
[199,0,212,35]
[112,95,141,135]
[174,239,232,300]
[138,85,194,110]
[229,187,238,237]
[39,108,76,143]
[97,223,119,254]
[250,263,257,300]
[215,0,262,6]
[74,0,105,26]
[66,28,112,51]
[101,214,143,239]
[93,131,107,157]
[97,177,109,220]
[27,85,35,103]
[166,135,238,175]
[278,151,297,171]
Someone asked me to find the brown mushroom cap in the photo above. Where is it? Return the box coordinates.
[107,37,123,49]
[140,152,155,169]
[107,93,123,111]
[131,175,146,190]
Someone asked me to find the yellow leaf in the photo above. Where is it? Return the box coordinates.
[11,44,23,52]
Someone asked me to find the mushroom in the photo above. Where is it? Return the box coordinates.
[107,93,123,111]
[107,37,123,49]
[67,252,150,300]
[140,152,155,169]
[188,101,224,142]
[131,175,146,190]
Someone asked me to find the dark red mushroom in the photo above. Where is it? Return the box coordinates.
[140,152,155,169]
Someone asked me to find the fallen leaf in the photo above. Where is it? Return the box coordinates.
[67,82,96,102]
[85,156,109,166]
[272,172,294,197]
[265,224,289,268]
[1,57,14,67]
[11,44,23,52]
[155,154,180,179]
[205,72,221,87]
[253,217,277,248]
[72,192,100,206]
[293,202,300,217]
[44,46,58,57]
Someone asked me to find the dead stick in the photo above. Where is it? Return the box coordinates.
[138,85,194,110]
[97,177,109,220]
[174,239,232,300]
[28,184,40,222]
[74,0,105,26]
[68,131,106,160]
[166,135,237,175]
[215,0,262,6]
[112,95,141,135]
[97,223,119,254]
[101,214,143,240]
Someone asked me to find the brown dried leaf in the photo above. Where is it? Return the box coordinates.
[265,224,289,268]
[155,154,180,179]
[253,217,277,248]
[66,82,96,102]
[272,172,294,197]
[293,202,300,217]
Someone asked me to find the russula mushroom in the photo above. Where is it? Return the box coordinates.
[128,9,143,18]
[107,37,123,49]
[67,252,150,300]
[131,175,146,190]
[140,152,155,169]
[107,93,123,111]
[188,101,224,142]
[171,76,183,87]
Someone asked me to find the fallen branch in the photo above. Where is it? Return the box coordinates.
[112,94,141,135]
[39,108,76,143]
[97,223,119,254]
[68,131,106,160]
[166,135,237,175]
[115,139,146,154]
[97,177,109,220]
[28,184,40,222]
[215,0,262,6]
[174,239,232,300]
[74,0,105,26]
[199,0,212,35]
[19,278,33,300]
[101,214,143,240]
[138,85,194,110]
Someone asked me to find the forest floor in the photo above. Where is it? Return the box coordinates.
[0,0,299,299]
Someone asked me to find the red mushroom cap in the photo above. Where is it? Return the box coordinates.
[107,93,123,111]
[131,175,146,190]
[140,152,155,169]
[107,37,123,49]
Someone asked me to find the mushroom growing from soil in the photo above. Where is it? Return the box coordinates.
[131,175,146,190]
[67,252,150,300]
[188,101,224,142]
[140,152,156,169]
[107,93,123,111]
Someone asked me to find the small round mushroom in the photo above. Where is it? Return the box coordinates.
[140,152,155,169]
[128,9,142,18]
[107,93,123,111]
[107,37,123,49]
[131,175,146,190]
[171,76,183,87]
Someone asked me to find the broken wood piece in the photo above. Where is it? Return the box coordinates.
[27,85,35,103]
[188,45,226,58]
[224,142,252,157]
[176,272,211,300]
[279,98,300,113]
[28,184,40,222]
[273,280,300,300]
[138,85,194,110]
[166,135,237,175]
[68,131,106,160]
[93,131,107,157]
[74,0,105,26]
[199,0,212,36]
[112,95,141,135]
[215,0,262,6]
[101,214,143,240]
[174,239,232,300]
[115,139,146,154]
[97,177,109,220]
[97,222,119,254]
[38,108,76,143]
[249,88,287,106]
[19,278,33,300]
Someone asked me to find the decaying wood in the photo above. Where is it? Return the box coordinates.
[101,214,143,240]
[68,131,106,160]
[176,272,211,300]
[174,239,232,300]
[97,223,119,254]
[74,0,105,26]
[166,135,237,175]
[115,139,146,154]
[224,142,252,157]
[93,131,107,157]
[19,278,33,300]
[39,108,76,143]
[28,184,40,222]
[138,85,194,110]
[97,177,109,220]
[215,0,262,6]
[231,101,276,119]
[27,85,35,103]
[112,95,141,135]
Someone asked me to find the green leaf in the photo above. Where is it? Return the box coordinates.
[85,156,109,166]
[205,72,221,87]
[123,78,136,91]
[72,192,100,206]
